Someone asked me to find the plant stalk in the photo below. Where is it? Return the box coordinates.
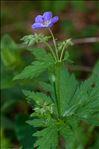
[44,41,57,61]
[48,28,59,61]
[54,62,61,118]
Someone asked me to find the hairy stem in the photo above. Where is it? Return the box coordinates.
[54,62,61,117]
[48,28,59,60]
[60,44,68,61]
[44,41,57,61]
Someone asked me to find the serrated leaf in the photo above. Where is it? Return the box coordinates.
[60,121,86,149]
[27,119,47,128]
[54,63,78,116]
[65,62,99,123]
[14,60,53,80]
[33,123,58,149]
[68,79,99,118]
[39,81,54,93]
[23,90,51,106]
[14,51,54,80]
[28,48,48,61]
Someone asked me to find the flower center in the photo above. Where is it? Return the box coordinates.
[43,20,51,26]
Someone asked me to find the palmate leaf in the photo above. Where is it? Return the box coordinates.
[14,50,54,80]
[33,122,58,149]
[63,61,99,125]
[67,77,99,117]
[54,63,78,116]
[60,123,86,149]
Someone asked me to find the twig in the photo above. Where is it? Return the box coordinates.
[68,64,92,72]
[73,37,99,44]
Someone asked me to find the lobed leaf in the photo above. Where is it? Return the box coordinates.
[21,34,51,46]
[33,123,58,149]
[14,51,54,80]
[23,90,52,106]
[54,63,78,116]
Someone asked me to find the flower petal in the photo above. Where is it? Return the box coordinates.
[32,23,44,29]
[47,23,54,28]
[43,11,52,21]
[51,16,59,24]
[35,15,43,23]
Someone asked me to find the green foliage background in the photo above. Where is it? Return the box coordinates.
[1,0,99,148]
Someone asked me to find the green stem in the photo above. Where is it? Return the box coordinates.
[44,41,57,61]
[60,44,68,61]
[53,80,59,117]
[54,62,61,117]
[48,28,59,60]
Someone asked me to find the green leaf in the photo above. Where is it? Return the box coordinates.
[68,78,99,119]
[21,34,51,46]
[81,113,99,126]
[15,114,36,149]
[23,90,51,106]
[38,81,54,93]
[60,122,86,149]
[27,119,47,128]
[1,34,21,68]
[65,62,99,124]
[33,123,58,149]
[14,52,54,80]
[14,60,53,80]
[23,90,54,116]
[1,34,17,50]
[28,48,48,60]
[54,63,78,116]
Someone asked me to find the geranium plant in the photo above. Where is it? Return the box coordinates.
[14,12,99,149]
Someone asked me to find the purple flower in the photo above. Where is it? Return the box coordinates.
[32,11,59,29]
